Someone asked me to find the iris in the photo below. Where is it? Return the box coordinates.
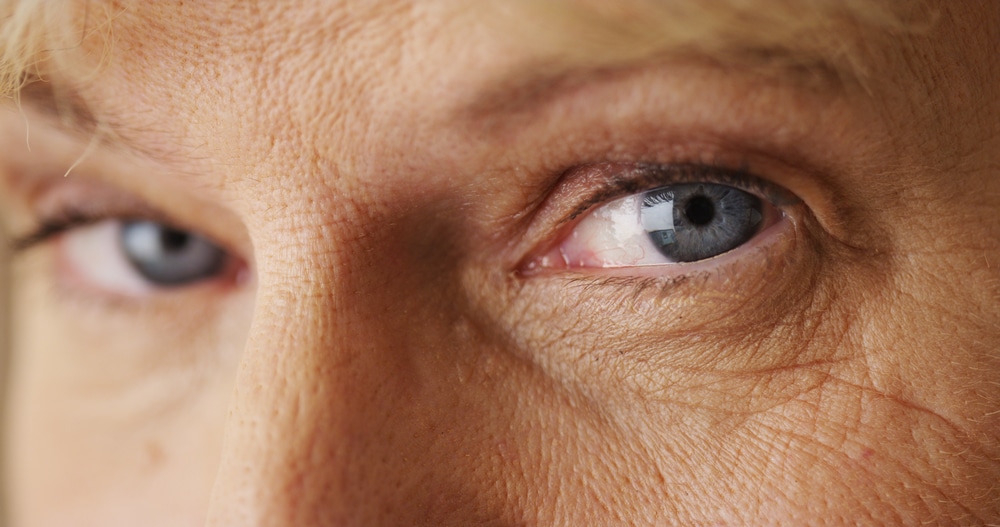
[641,183,763,262]
[119,221,227,286]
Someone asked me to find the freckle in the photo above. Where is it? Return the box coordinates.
[144,441,166,469]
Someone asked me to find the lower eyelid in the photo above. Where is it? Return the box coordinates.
[509,212,811,348]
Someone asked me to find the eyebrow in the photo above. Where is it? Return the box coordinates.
[459,0,910,118]
[460,51,846,122]
[15,79,183,165]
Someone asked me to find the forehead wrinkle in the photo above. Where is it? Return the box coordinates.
[108,0,422,182]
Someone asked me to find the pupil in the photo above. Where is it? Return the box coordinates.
[684,195,715,226]
[159,228,191,252]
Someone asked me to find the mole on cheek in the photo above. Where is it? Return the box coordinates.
[143,441,166,470]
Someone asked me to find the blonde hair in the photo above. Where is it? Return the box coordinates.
[0,0,116,101]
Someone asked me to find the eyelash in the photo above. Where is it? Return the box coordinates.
[512,159,804,289]
[11,207,151,253]
[563,162,799,226]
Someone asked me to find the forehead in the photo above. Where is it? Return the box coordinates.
[102,0,912,85]
[50,0,913,130]
[12,0,994,198]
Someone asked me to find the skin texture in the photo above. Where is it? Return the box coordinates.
[0,1,998,525]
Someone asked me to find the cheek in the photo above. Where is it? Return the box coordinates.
[530,347,999,524]
[732,380,1000,522]
[4,254,251,527]
[478,213,1000,522]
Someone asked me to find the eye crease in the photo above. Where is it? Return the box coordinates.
[528,165,786,270]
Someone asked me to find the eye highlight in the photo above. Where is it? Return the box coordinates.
[526,165,789,270]
[118,221,229,286]
[641,183,763,262]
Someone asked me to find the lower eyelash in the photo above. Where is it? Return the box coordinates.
[551,217,795,306]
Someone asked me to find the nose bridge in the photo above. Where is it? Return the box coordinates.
[201,185,501,524]
[205,257,399,526]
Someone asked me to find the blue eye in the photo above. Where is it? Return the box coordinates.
[534,175,782,270]
[641,183,763,262]
[120,221,228,286]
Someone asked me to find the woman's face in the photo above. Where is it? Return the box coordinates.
[0,1,998,525]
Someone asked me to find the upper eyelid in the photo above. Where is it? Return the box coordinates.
[10,190,181,254]
[10,212,161,253]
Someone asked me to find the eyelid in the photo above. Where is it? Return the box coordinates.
[8,176,195,253]
[11,201,172,253]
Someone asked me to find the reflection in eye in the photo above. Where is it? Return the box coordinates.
[62,219,231,296]
[539,182,776,269]
[642,184,763,262]
[119,221,227,286]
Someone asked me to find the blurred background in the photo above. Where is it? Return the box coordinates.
[0,227,7,362]
[0,226,6,373]
[0,225,7,523]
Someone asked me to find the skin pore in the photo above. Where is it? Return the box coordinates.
[0,1,998,525]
